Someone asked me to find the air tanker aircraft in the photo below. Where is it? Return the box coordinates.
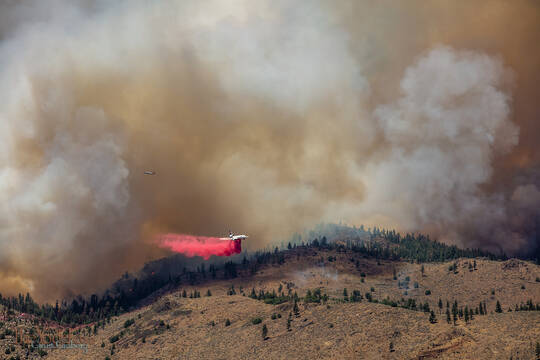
[221,231,248,241]
[144,170,156,175]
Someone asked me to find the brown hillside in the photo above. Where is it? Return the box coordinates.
[38,250,540,360]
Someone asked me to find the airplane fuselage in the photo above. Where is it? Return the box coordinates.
[220,232,248,241]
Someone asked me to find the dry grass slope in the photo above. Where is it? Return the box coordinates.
[21,251,540,359]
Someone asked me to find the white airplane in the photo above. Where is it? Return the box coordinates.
[220,230,248,241]
[144,170,156,175]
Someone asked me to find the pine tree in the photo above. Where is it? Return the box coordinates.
[464,307,469,323]
[438,299,443,313]
[293,299,300,317]
[495,300,502,313]
[429,310,437,324]
[446,309,451,324]
[287,312,292,331]
[262,324,268,340]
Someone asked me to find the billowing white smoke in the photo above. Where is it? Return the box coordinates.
[193,1,369,111]
[0,0,535,299]
[0,0,370,298]
[360,47,527,251]
[0,81,130,294]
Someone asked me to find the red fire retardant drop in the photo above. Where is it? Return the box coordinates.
[157,233,242,260]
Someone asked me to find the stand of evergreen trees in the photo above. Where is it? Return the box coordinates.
[296,225,502,263]
[0,224,515,327]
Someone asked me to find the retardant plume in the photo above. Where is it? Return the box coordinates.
[0,0,538,301]
[157,234,242,260]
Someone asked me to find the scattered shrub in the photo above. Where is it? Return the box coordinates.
[109,335,120,343]
[124,318,135,328]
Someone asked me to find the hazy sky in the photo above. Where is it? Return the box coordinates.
[0,0,538,301]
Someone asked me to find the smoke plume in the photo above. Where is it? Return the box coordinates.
[0,0,538,301]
